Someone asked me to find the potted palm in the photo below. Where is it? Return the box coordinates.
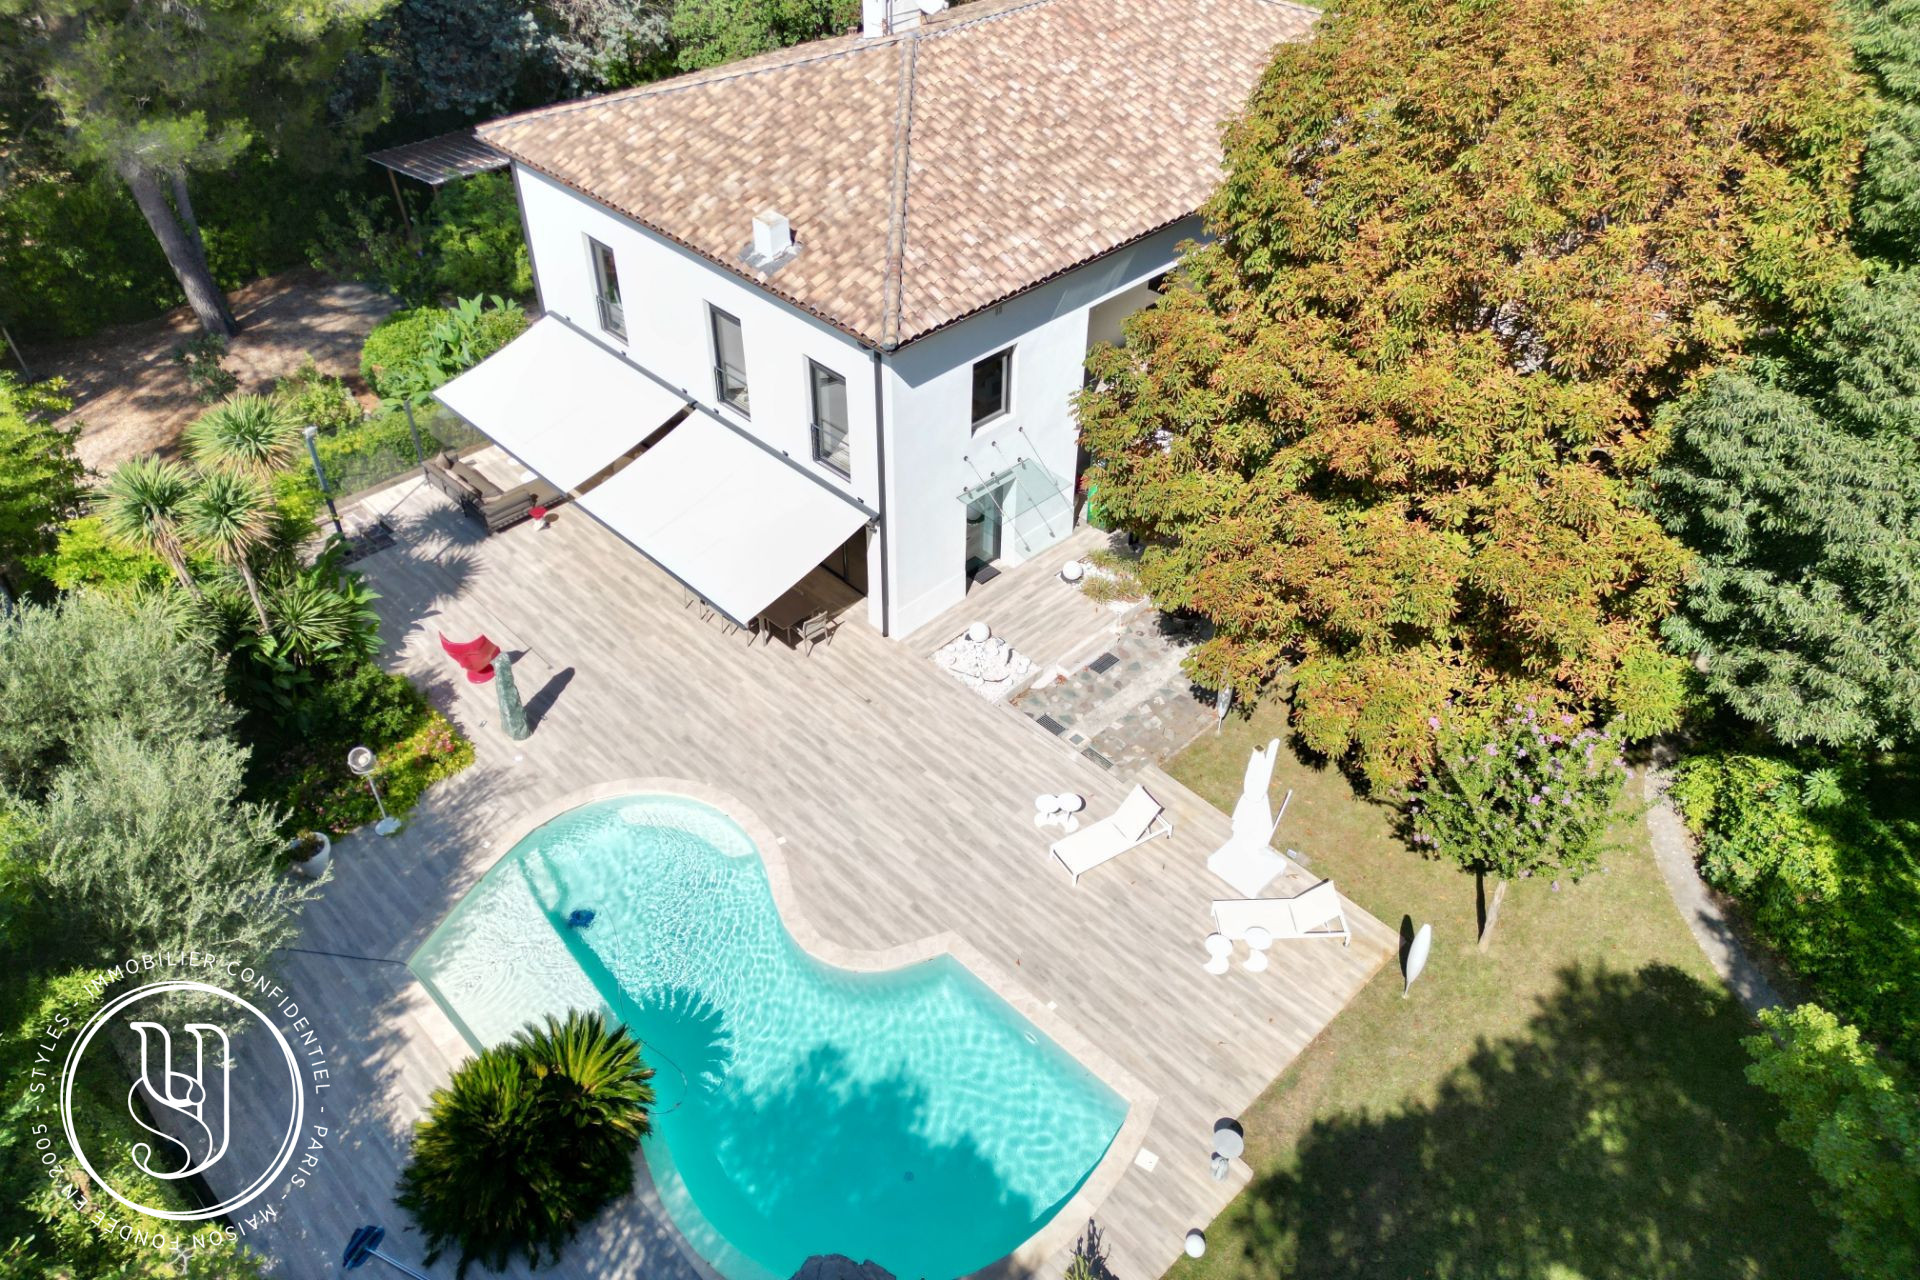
[288,830,332,879]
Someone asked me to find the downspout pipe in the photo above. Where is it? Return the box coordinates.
[870,348,893,636]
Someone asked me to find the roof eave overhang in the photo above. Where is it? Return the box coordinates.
[487,146,1200,357]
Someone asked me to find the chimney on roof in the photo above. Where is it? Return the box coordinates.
[861,0,947,39]
[749,209,795,265]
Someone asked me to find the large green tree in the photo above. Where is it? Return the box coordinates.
[1649,309,1920,746]
[1854,0,1920,256]
[1647,1,1920,748]
[0,592,233,794]
[1077,0,1869,787]
[1745,1004,1920,1280]
[0,593,316,965]
[669,0,857,72]
[0,0,387,336]
[23,723,316,962]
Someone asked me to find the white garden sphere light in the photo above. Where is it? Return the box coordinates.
[1185,1230,1207,1258]
[1060,561,1085,583]
[966,621,992,643]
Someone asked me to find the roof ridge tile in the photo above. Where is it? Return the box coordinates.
[880,37,921,349]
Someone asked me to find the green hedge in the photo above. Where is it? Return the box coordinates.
[359,308,443,399]
[359,298,527,401]
[1671,750,1920,1069]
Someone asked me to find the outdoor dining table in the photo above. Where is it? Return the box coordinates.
[759,582,834,645]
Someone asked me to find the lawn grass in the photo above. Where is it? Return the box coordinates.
[1163,699,1837,1280]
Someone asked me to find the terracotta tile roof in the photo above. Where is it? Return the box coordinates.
[481,0,1318,348]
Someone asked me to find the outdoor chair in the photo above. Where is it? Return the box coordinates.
[1050,785,1172,885]
[1210,880,1350,947]
[795,612,839,655]
[438,632,500,684]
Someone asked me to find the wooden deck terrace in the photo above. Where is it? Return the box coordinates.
[202,478,1391,1280]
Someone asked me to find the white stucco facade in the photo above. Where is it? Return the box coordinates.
[511,162,1190,638]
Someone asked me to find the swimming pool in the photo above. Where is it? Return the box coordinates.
[411,794,1127,1280]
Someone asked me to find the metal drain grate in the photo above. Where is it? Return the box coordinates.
[1088,651,1121,675]
[1081,746,1115,769]
[1034,714,1068,735]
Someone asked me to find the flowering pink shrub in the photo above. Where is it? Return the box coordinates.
[1405,701,1629,881]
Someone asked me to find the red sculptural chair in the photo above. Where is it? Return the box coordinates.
[439,632,501,683]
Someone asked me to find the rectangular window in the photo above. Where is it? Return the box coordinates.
[710,306,749,415]
[589,237,624,339]
[809,360,851,477]
[970,346,1012,428]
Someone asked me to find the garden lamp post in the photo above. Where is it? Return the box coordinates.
[343,1225,430,1279]
[347,746,401,837]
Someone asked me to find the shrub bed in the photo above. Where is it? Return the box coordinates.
[248,661,473,837]
[1671,750,1920,1069]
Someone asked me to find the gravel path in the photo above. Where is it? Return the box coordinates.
[1642,740,1783,1017]
[24,267,396,473]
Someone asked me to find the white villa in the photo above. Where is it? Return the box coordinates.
[438,0,1316,637]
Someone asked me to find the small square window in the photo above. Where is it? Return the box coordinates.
[589,237,624,339]
[971,347,1011,428]
[710,306,749,415]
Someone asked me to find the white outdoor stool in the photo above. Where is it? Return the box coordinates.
[1203,932,1232,975]
[1213,1126,1246,1160]
[1056,792,1084,834]
[1243,925,1273,972]
[1033,793,1062,830]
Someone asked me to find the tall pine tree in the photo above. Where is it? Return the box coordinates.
[0,1,386,336]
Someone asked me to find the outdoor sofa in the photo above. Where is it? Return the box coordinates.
[425,450,560,534]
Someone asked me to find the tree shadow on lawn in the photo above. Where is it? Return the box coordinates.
[1209,963,1835,1280]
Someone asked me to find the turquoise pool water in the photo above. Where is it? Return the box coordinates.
[410,795,1126,1280]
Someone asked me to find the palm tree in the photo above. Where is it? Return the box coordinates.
[186,468,274,633]
[185,394,301,477]
[96,457,202,596]
[397,1011,655,1277]
[516,1010,656,1143]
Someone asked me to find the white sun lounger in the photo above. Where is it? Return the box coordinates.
[1209,839,1290,898]
[1211,880,1351,946]
[1050,785,1173,884]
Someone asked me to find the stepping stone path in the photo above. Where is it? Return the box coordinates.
[1014,613,1217,773]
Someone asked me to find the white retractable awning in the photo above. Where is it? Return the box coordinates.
[576,415,869,625]
[433,316,686,492]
